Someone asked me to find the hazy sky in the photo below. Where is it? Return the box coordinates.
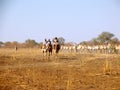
[0,0,120,43]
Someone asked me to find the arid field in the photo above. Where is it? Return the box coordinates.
[0,48,120,90]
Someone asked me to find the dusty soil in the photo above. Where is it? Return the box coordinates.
[0,49,120,90]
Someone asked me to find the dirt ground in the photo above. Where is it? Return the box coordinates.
[0,49,120,90]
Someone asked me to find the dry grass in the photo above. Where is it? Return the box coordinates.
[0,48,120,90]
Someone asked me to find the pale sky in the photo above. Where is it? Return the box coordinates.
[0,0,120,43]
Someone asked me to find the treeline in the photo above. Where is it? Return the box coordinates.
[0,37,65,48]
[0,32,120,48]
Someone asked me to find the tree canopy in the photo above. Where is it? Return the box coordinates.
[80,31,119,45]
[97,32,114,44]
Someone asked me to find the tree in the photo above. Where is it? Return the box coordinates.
[25,39,38,48]
[58,37,65,45]
[0,41,4,47]
[4,41,12,48]
[97,32,114,44]
[110,37,119,45]
[79,41,88,45]
[12,41,19,46]
[90,38,99,45]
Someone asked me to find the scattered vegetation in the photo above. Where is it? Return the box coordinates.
[0,48,120,90]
